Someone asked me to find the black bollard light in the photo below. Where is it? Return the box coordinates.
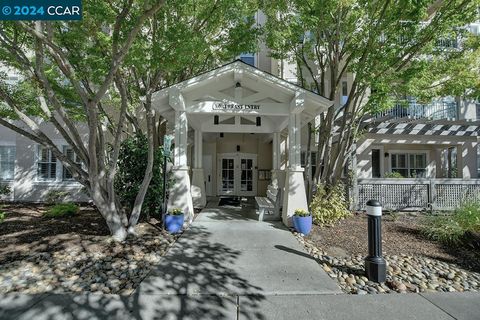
[365,199,386,283]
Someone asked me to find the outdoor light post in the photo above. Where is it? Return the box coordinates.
[365,199,387,283]
[162,135,174,229]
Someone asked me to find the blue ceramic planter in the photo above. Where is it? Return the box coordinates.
[165,213,184,233]
[293,214,312,235]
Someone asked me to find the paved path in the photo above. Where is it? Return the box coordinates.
[2,202,480,319]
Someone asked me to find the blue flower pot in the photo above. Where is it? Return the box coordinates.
[165,213,184,233]
[293,215,312,235]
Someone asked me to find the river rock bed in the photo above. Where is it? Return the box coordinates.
[295,232,480,294]
[0,229,178,295]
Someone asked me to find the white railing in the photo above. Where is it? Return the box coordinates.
[375,100,457,121]
[355,178,480,211]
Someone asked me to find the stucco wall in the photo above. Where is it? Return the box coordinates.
[0,122,90,203]
[356,134,478,179]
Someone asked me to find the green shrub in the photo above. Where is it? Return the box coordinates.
[310,184,351,226]
[0,211,6,223]
[422,202,480,246]
[45,190,70,204]
[115,134,172,218]
[294,208,310,217]
[45,203,79,218]
[385,172,404,178]
[169,208,184,216]
[0,185,11,196]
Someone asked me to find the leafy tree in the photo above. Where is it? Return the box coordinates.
[0,0,259,240]
[262,0,480,200]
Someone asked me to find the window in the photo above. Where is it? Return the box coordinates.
[301,151,317,179]
[409,154,427,178]
[371,149,381,178]
[240,53,255,67]
[37,146,57,180]
[391,152,427,178]
[341,81,348,105]
[63,146,82,180]
[0,146,15,180]
[391,153,408,177]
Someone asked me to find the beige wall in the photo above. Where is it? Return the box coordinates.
[357,134,478,179]
[201,133,273,196]
[0,121,89,202]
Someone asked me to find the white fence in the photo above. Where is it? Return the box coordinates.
[355,178,480,211]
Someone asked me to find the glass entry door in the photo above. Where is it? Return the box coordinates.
[218,153,257,196]
[220,158,235,194]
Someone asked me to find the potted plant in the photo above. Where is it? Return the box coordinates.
[165,208,184,233]
[292,208,312,235]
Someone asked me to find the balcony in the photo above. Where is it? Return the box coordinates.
[375,99,457,121]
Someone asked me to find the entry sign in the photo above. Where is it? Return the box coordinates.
[163,135,174,157]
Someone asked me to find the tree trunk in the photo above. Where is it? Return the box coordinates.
[127,93,156,234]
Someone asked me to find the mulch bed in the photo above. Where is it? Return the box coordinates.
[306,212,480,272]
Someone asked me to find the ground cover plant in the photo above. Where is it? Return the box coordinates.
[44,203,80,218]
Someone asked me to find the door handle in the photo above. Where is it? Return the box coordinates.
[208,175,211,182]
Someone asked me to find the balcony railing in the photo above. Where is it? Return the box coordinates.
[375,100,457,121]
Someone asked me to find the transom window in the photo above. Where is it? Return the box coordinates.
[0,146,15,181]
[391,153,427,178]
[37,146,57,180]
[63,146,82,180]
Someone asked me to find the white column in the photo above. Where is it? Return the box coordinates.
[167,91,194,224]
[271,132,286,210]
[191,130,206,208]
[282,93,308,226]
[271,132,286,194]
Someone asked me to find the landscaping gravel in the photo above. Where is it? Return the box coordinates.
[0,230,177,295]
[295,232,480,294]
[0,205,179,295]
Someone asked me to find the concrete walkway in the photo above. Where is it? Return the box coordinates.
[2,201,480,319]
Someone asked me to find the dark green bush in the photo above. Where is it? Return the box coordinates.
[0,185,11,197]
[422,202,480,246]
[0,211,6,223]
[310,183,351,226]
[115,134,171,219]
[45,203,79,218]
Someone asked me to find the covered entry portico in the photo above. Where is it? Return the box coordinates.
[152,61,332,226]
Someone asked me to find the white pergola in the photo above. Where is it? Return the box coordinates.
[152,60,332,226]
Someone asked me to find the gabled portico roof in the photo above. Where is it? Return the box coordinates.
[151,60,333,133]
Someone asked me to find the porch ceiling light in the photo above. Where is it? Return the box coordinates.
[235,82,242,88]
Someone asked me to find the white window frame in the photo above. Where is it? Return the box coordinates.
[301,150,318,180]
[36,145,58,181]
[389,150,429,178]
[0,145,16,181]
[62,145,82,181]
